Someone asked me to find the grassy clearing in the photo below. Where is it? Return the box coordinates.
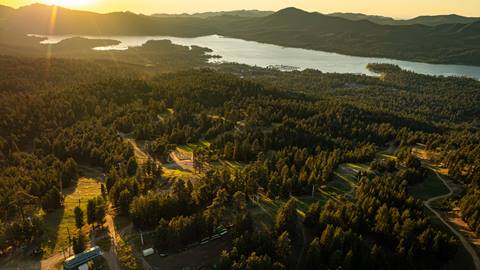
[326,174,353,194]
[177,144,194,153]
[177,140,211,153]
[323,163,363,197]
[215,160,246,171]
[345,163,369,170]
[124,136,196,180]
[377,153,397,160]
[409,171,449,201]
[292,196,322,216]
[249,194,324,231]
[41,177,102,256]
[163,167,194,178]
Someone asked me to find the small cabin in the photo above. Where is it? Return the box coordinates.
[64,246,102,270]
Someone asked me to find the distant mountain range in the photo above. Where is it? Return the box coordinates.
[0,4,479,66]
[151,9,480,26]
[329,12,480,26]
[0,3,218,36]
[152,10,274,19]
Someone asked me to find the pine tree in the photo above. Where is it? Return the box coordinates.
[72,231,86,254]
[74,206,84,229]
[119,189,132,215]
[275,198,297,237]
[275,231,292,266]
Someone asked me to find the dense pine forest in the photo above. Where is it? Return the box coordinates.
[0,52,479,270]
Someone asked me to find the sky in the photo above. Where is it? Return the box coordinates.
[2,0,480,18]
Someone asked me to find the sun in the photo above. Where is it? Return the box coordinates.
[43,0,93,8]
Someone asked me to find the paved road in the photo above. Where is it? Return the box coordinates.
[424,169,480,270]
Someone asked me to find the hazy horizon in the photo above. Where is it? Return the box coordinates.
[2,0,480,19]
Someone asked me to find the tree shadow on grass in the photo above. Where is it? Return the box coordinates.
[40,179,80,257]
[40,207,66,257]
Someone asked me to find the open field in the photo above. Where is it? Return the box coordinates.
[41,177,102,256]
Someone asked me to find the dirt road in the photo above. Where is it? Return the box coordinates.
[101,214,122,270]
[39,247,71,270]
[424,169,480,270]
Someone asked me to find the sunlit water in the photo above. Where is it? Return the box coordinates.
[30,34,480,79]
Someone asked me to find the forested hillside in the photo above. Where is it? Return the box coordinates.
[1,4,480,65]
[0,53,479,269]
[221,8,480,65]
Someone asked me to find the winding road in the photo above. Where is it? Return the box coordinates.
[424,169,480,270]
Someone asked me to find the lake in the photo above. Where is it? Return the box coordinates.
[31,34,480,79]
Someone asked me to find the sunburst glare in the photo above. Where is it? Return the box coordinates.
[43,0,93,7]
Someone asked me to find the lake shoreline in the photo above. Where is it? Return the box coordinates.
[28,34,480,80]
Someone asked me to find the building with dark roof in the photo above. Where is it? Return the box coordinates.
[63,246,102,270]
